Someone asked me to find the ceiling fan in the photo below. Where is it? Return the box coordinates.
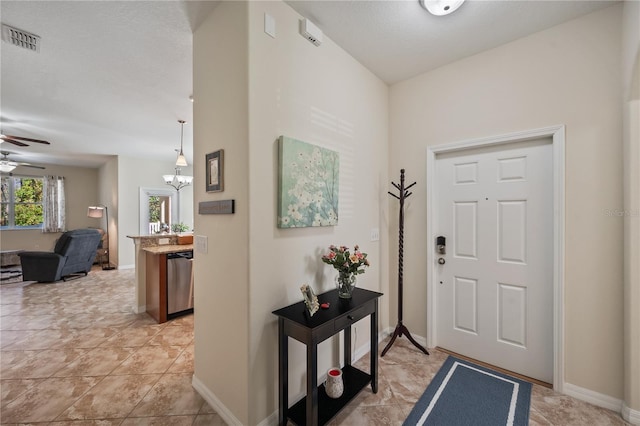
[0,133,51,147]
[0,151,45,173]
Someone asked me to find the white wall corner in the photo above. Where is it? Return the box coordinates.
[563,382,623,413]
[622,402,640,425]
[351,327,396,362]
[381,327,394,340]
[117,264,135,270]
[257,410,279,426]
[135,305,146,314]
[192,374,243,426]
[353,328,428,363]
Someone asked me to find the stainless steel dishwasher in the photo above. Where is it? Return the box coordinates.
[166,251,194,319]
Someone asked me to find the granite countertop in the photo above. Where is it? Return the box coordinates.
[142,244,194,254]
[127,234,181,239]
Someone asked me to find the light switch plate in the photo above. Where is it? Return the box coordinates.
[195,235,208,254]
[370,228,380,242]
[264,13,276,38]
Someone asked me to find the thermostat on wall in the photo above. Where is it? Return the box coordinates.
[299,18,323,46]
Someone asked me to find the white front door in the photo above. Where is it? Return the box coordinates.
[434,138,554,383]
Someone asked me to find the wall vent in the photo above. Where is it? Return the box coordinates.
[2,24,40,52]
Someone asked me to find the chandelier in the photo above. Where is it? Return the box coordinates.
[163,120,193,191]
[163,167,193,191]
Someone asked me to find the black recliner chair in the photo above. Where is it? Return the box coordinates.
[19,228,103,282]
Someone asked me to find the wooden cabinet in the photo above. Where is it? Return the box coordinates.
[145,252,167,323]
[143,245,193,324]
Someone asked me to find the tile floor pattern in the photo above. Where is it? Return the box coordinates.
[0,268,630,425]
[1,268,224,425]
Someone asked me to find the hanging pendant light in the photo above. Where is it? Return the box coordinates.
[176,119,187,167]
[163,120,192,191]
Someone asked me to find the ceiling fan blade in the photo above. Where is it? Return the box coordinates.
[2,135,50,144]
[0,137,29,147]
[20,163,45,170]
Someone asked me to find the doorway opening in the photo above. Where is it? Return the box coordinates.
[139,188,177,235]
[148,195,172,234]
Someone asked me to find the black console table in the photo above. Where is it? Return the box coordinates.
[272,287,382,426]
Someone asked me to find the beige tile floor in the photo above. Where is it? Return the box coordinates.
[1,268,224,425]
[0,267,630,425]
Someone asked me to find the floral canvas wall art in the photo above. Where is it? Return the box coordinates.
[278,136,339,228]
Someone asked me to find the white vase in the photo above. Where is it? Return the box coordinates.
[325,367,344,399]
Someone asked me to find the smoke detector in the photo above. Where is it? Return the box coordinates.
[299,18,323,47]
[2,24,40,52]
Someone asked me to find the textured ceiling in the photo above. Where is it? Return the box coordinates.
[0,0,218,168]
[0,0,617,169]
[286,0,616,84]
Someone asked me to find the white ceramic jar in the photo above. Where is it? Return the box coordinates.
[325,367,344,399]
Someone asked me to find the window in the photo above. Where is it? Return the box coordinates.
[0,176,44,229]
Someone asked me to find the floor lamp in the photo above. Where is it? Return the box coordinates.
[87,205,116,270]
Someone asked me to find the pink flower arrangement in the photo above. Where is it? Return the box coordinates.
[321,244,370,276]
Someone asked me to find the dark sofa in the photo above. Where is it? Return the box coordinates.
[19,228,103,282]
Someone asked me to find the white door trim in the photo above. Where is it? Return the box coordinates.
[139,187,179,235]
[426,125,565,391]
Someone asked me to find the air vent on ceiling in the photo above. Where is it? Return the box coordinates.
[2,24,40,52]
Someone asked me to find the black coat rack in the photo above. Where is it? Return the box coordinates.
[381,169,429,357]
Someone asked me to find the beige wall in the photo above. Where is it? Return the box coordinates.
[193,1,388,423]
[193,1,251,424]
[622,0,640,419]
[192,1,634,422]
[1,164,99,251]
[247,2,388,424]
[389,4,624,399]
[117,155,194,269]
[97,158,118,267]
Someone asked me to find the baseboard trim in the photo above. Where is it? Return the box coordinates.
[376,327,428,351]
[117,264,135,270]
[257,410,278,426]
[563,382,623,413]
[622,402,640,425]
[192,374,243,426]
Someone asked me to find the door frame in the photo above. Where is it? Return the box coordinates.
[139,187,178,235]
[426,125,565,391]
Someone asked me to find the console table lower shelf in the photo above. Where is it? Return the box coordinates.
[288,365,370,425]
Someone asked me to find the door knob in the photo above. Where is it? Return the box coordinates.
[438,258,446,265]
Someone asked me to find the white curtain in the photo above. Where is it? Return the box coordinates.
[43,175,66,233]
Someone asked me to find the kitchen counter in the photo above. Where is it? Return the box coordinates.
[128,234,194,315]
[144,245,194,323]
[142,244,193,255]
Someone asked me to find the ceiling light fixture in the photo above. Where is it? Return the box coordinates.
[0,160,17,173]
[164,120,193,192]
[419,0,465,16]
[175,119,187,167]
[163,167,193,192]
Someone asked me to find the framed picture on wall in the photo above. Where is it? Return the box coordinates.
[277,136,339,228]
[206,149,224,192]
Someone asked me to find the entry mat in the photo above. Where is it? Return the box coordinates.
[403,356,532,426]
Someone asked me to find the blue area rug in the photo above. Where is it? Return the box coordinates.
[404,356,532,426]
